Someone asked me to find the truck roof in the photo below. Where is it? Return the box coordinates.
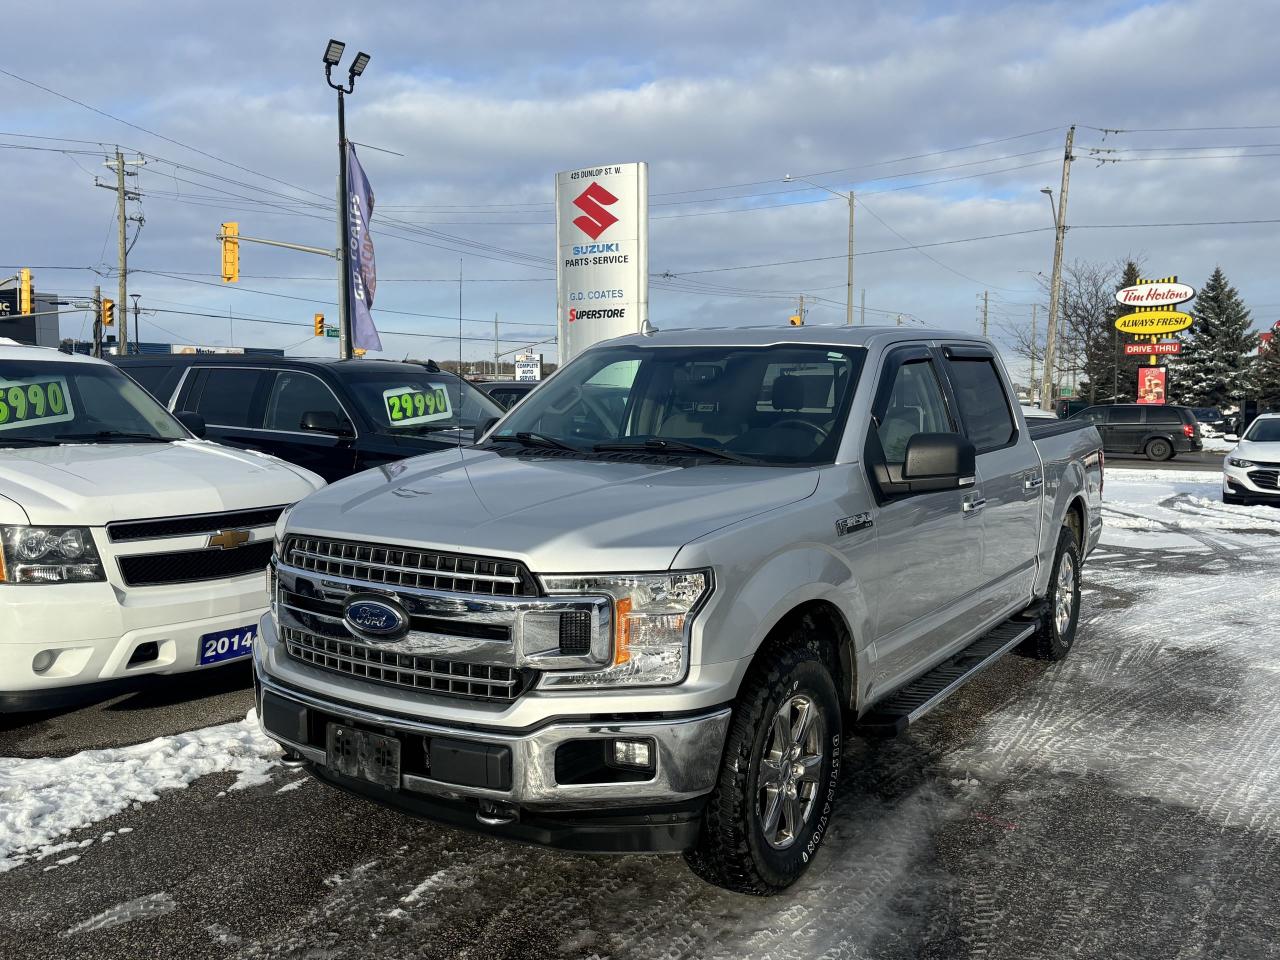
[0,343,105,366]
[603,324,983,349]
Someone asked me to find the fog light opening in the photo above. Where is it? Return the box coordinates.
[612,739,654,770]
[31,650,57,674]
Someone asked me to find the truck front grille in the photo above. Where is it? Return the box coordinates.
[282,625,525,702]
[281,536,536,597]
[118,541,273,586]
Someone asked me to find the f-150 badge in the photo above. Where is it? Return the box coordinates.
[836,513,873,536]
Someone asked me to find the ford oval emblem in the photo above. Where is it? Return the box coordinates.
[343,596,409,640]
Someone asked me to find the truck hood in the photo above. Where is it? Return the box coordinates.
[0,440,323,526]
[286,448,820,573]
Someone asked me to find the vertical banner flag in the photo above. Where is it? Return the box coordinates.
[555,162,648,363]
[346,144,382,352]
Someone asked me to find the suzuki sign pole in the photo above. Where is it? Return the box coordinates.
[556,163,649,364]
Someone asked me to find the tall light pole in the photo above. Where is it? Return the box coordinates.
[1040,125,1075,411]
[783,174,855,325]
[324,39,371,360]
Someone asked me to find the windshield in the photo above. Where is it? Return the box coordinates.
[343,368,502,435]
[1243,418,1280,443]
[492,344,866,466]
[0,358,188,447]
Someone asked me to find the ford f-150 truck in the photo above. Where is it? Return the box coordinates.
[255,326,1103,894]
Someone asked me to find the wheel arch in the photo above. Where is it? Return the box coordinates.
[735,598,860,715]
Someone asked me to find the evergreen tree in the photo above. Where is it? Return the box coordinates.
[1174,267,1258,408]
[1254,332,1280,412]
[1102,260,1144,402]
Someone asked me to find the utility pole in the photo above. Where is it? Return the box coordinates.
[845,191,855,325]
[981,290,989,337]
[860,288,866,326]
[1040,125,1075,411]
[115,148,128,355]
[896,313,903,326]
[92,285,103,359]
[799,293,805,324]
[131,294,142,354]
[494,313,500,376]
[1029,303,1038,401]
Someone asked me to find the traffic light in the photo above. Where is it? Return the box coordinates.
[102,299,115,327]
[18,269,32,315]
[788,314,803,326]
[220,222,240,283]
[353,348,366,357]
[314,313,325,336]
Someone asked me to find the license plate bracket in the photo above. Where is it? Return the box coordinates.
[326,723,402,790]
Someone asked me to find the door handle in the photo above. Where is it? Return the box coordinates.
[1024,475,1044,491]
[962,498,986,514]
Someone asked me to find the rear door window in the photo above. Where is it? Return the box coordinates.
[189,367,270,428]
[943,356,1017,452]
[264,372,349,432]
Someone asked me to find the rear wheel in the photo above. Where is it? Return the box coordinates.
[1145,438,1173,461]
[1021,525,1081,661]
[686,641,842,895]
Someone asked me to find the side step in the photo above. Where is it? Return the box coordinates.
[854,614,1040,738]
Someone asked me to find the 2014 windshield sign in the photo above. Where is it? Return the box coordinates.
[556,163,649,362]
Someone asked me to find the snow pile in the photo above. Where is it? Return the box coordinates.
[0,710,280,872]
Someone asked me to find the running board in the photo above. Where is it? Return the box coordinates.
[854,616,1039,738]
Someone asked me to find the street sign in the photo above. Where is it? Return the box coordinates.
[325,326,339,338]
[514,352,543,381]
[1124,342,1182,356]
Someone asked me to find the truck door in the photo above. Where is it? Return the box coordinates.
[940,346,1040,618]
[856,346,987,693]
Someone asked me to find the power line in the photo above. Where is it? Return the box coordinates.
[146,307,546,344]
[1084,123,1280,134]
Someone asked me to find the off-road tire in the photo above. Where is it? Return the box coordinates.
[1021,524,1081,661]
[1145,438,1173,461]
[685,640,842,895]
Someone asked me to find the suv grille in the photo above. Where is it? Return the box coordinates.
[1249,468,1279,490]
[108,506,286,543]
[281,536,536,597]
[119,541,273,587]
[282,625,525,701]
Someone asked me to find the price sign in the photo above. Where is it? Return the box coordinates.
[0,377,75,431]
[383,384,453,425]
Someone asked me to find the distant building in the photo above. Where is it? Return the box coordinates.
[67,339,285,357]
[0,294,61,347]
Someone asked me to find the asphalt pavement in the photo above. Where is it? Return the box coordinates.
[2,469,1278,960]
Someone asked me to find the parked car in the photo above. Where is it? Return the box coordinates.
[475,379,539,410]
[1054,397,1104,419]
[112,355,504,482]
[0,341,323,710]
[1222,413,1280,505]
[1070,403,1202,460]
[255,326,1103,893]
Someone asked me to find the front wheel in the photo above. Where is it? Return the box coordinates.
[1146,438,1173,461]
[686,642,842,895]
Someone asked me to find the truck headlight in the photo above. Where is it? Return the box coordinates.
[0,526,106,584]
[537,570,712,687]
[1227,457,1255,468]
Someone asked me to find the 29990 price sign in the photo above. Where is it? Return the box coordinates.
[382,384,453,426]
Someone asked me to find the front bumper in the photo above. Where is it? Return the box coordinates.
[1223,463,1280,501]
[0,573,269,701]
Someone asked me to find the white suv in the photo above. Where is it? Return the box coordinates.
[0,343,323,709]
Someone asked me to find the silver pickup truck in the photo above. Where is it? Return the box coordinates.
[255,326,1102,894]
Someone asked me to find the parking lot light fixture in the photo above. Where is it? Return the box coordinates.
[323,39,346,66]
[350,52,371,78]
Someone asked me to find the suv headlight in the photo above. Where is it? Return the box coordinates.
[537,570,712,687]
[0,526,106,584]
[1227,457,1255,468]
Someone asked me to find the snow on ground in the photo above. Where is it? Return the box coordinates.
[1202,435,1235,452]
[0,710,280,872]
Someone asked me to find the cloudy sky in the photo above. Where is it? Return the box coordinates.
[3,0,1278,373]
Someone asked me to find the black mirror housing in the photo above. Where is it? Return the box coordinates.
[174,410,206,439]
[300,410,353,437]
[902,432,976,492]
[474,416,499,443]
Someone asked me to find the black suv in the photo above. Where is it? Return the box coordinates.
[111,355,503,482]
[475,379,540,410]
[1070,403,1202,461]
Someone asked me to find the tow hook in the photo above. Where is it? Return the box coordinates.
[280,751,308,769]
[476,800,518,826]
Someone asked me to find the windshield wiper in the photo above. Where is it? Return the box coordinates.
[0,437,62,447]
[488,431,578,451]
[593,438,758,464]
[54,431,174,444]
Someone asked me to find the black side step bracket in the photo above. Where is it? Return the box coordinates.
[854,614,1040,738]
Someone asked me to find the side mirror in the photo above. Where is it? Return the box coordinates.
[473,416,499,443]
[902,432,976,493]
[174,410,206,439]
[300,410,353,437]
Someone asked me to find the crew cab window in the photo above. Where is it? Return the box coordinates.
[877,360,952,464]
[264,372,348,432]
[944,357,1016,452]
[188,368,268,427]
[1109,406,1142,423]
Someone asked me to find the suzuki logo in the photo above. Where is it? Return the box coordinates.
[208,529,250,550]
[572,182,619,240]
